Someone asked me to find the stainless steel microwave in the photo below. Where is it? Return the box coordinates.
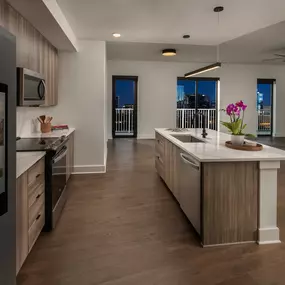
[17,68,46,106]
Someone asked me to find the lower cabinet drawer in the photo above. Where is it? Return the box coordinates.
[29,194,45,228]
[28,183,44,208]
[28,206,45,251]
[28,159,44,186]
[155,134,165,161]
[155,156,165,180]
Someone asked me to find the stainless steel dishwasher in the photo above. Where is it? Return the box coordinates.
[179,152,201,235]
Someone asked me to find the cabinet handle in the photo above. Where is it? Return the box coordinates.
[36,193,41,199]
[36,174,41,178]
[180,153,200,170]
[36,214,41,220]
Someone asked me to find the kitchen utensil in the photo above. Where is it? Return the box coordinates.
[40,115,46,123]
[37,117,43,124]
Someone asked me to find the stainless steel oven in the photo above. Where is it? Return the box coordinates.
[17,67,46,106]
[52,144,68,228]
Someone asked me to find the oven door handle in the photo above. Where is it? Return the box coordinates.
[53,147,68,164]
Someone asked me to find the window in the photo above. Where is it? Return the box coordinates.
[176,77,219,130]
[257,79,275,136]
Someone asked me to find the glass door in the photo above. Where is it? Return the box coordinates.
[177,77,219,130]
[257,79,275,136]
[112,76,138,138]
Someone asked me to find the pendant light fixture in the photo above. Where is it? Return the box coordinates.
[185,6,224,78]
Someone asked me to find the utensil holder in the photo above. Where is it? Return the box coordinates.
[40,123,51,133]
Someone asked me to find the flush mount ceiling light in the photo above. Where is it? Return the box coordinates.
[184,6,224,78]
[112,33,121,38]
[162,49,176,56]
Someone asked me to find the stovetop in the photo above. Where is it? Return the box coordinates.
[17,136,67,152]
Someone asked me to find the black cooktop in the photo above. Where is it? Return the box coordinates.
[16,137,59,152]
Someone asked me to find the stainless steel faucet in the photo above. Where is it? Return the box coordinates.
[195,112,208,138]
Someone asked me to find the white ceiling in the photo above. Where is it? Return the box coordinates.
[57,0,285,45]
[107,42,216,63]
[106,20,285,64]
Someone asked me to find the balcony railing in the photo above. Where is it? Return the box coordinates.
[115,108,134,135]
[176,108,272,135]
[176,109,217,130]
[257,108,271,135]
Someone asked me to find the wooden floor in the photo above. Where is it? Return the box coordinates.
[17,138,285,285]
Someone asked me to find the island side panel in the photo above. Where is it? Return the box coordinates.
[202,161,258,246]
[258,161,280,244]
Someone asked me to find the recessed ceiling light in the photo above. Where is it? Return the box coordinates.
[183,34,190,39]
[162,49,176,56]
[112,33,121,38]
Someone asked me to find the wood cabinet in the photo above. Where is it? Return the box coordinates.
[16,157,45,274]
[155,133,180,201]
[155,132,165,180]
[16,173,28,274]
[154,131,258,246]
[0,0,58,106]
[66,132,75,182]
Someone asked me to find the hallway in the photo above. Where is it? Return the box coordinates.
[18,139,285,285]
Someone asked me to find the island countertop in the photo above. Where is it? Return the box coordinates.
[155,128,285,162]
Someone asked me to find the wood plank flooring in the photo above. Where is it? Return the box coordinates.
[17,139,285,285]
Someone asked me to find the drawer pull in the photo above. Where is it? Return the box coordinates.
[36,174,41,178]
[36,214,41,221]
[36,193,41,199]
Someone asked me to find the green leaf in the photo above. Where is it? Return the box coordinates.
[241,124,247,130]
[245,133,256,138]
[221,121,233,132]
[231,119,242,135]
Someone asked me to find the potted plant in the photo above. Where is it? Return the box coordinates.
[221,100,254,145]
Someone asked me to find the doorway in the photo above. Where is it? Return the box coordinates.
[112,76,138,138]
[257,79,275,136]
[177,77,219,130]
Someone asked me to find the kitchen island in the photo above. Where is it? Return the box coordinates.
[155,128,285,247]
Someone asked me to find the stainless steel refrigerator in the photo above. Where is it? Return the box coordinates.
[0,27,17,284]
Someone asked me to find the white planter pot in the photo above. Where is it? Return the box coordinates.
[231,135,245,146]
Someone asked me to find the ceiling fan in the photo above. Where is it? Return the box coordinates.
[263,53,285,62]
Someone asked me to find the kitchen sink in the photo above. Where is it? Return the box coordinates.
[170,134,205,143]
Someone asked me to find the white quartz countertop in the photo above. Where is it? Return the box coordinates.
[20,128,75,139]
[155,128,285,162]
[17,152,46,178]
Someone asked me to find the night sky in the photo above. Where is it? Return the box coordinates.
[257,83,271,106]
[177,80,217,103]
[115,80,134,107]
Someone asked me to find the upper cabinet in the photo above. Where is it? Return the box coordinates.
[0,1,58,106]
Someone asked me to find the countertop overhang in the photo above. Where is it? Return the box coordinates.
[155,128,285,162]
[17,152,46,178]
[19,128,75,139]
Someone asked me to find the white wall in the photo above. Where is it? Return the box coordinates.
[108,60,285,138]
[17,40,108,173]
